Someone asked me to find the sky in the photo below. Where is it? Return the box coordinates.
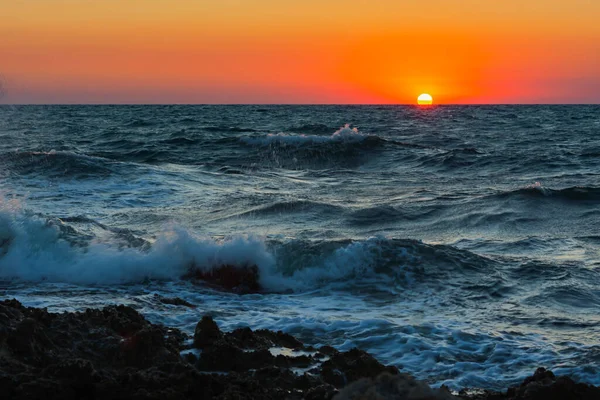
[1,0,599,104]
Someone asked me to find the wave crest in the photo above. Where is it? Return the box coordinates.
[1,150,118,178]
[241,124,380,146]
[496,183,600,202]
[0,204,498,293]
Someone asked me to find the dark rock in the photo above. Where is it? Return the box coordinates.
[43,358,98,382]
[322,348,399,387]
[154,294,195,308]
[197,342,274,371]
[121,327,179,367]
[306,384,338,400]
[184,263,261,293]
[457,388,503,400]
[181,351,197,364]
[229,326,268,349]
[319,345,339,355]
[334,372,457,399]
[2,299,600,400]
[288,354,313,368]
[322,364,346,388]
[6,317,54,364]
[521,367,556,387]
[507,367,600,400]
[256,329,304,349]
[193,315,222,348]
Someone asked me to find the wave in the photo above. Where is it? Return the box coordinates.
[106,148,170,164]
[0,204,498,293]
[495,183,600,202]
[234,124,393,169]
[415,148,484,169]
[204,126,259,133]
[0,206,274,286]
[0,150,119,178]
[160,137,199,145]
[240,124,383,147]
[268,237,498,292]
[347,205,414,226]
[124,119,156,128]
[229,200,344,219]
[287,123,337,134]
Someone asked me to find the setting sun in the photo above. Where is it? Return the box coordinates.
[417,93,433,105]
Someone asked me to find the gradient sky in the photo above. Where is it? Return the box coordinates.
[1,1,599,104]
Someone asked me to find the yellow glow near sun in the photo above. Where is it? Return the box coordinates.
[417,93,433,105]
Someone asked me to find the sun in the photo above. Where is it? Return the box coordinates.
[417,93,433,105]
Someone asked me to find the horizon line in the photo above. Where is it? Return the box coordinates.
[1,103,599,106]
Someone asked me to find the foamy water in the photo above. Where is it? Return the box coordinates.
[1,105,600,390]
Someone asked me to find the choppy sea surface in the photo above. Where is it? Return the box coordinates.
[1,105,599,390]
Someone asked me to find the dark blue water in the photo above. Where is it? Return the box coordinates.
[1,105,599,390]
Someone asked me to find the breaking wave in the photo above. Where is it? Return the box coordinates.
[0,202,498,293]
[240,124,382,146]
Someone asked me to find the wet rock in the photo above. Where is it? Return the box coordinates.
[288,354,313,368]
[6,317,55,364]
[197,343,274,372]
[42,358,98,382]
[306,384,338,400]
[2,299,600,400]
[506,367,600,400]
[184,263,261,293]
[154,294,195,308]
[322,348,399,387]
[121,327,180,368]
[258,329,304,349]
[193,315,222,348]
[229,326,269,349]
[322,365,347,388]
[334,372,457,400]
[319,345,339,355]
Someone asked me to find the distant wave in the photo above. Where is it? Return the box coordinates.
[204,125,259,133]
[160,137,199,145]
[113,148,171,163]
[124,119,156,128]
[0,150,119,178]
[494,183,600,202]
[415,147,485,169]
[240,124,382,146]
[287,123,337,134]
[225,200,345,219]
[347,205,414,226]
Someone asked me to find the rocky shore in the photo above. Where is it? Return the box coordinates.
[1,298,598,399]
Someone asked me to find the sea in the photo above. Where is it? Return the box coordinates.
[0,105,599,390]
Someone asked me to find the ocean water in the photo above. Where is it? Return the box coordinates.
[1,105,599,390]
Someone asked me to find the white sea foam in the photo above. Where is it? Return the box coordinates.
[3,199,600,392]
[241,124,372,146]
[0,200,419,291]
[0,201,276,285]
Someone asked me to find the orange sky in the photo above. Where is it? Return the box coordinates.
[1,0,599,104]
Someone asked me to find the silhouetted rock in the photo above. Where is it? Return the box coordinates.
[318,345,339,355]
[193,316,222,348]
[506,367,600,400]
[1,299,599,400]
[322,348,399,387]
[184,263,261,293]
[335,372,456,400]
